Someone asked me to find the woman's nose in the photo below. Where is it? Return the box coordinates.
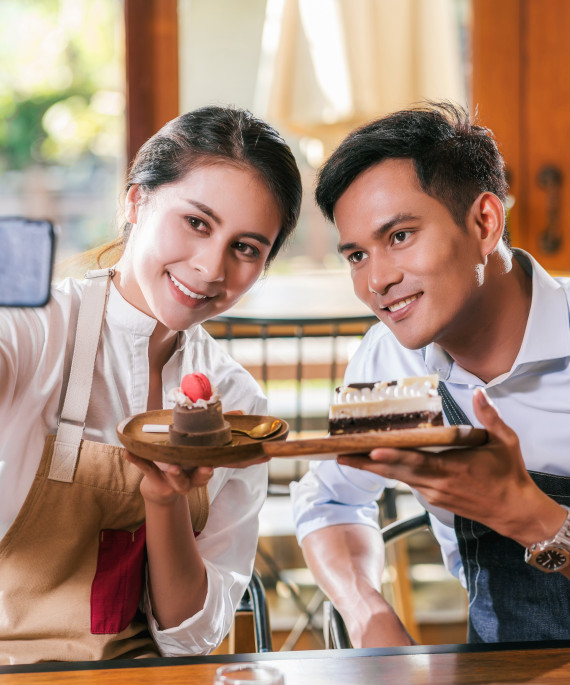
[191,245,225,282]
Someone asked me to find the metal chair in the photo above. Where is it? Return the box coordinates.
[206,313,376,650]
[324,509,432,649]
[230,568,273,653]
[203,314,376,437]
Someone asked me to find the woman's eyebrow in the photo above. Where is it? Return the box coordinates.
[241,232,272,246]
[184,200,271,246]
[184,199,222,224]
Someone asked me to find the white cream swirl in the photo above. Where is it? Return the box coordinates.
[335,374,439,404]
[167,386,220,409]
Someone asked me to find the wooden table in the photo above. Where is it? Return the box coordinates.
[2,642,570,685]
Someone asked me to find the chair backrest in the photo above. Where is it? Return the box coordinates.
[204,314,376,437]
[230,569,273,653]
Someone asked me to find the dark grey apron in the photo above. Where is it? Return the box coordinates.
[439,382,570,643]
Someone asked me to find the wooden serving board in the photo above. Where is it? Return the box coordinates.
[116,409,289,467]
[261,426,487,459]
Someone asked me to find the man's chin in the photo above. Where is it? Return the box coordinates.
[386,325,433,351]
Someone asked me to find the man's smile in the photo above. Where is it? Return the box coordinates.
[382,293,420,313]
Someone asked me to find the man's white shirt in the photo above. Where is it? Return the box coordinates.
[291,250,570,582]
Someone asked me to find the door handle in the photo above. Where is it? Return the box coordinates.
[537,165,563,254]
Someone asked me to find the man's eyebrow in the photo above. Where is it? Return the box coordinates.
[184,200,271,246]
[337,213,420,253]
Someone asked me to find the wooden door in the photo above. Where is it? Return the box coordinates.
[472,0,570,272]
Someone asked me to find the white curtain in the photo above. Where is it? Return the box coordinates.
[256,0,467,148]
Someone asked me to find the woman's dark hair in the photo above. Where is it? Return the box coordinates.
[315,101,509,242]
[102,106,302,266]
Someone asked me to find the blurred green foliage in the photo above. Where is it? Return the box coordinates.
[0,0,124,171]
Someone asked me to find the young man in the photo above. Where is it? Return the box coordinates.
[291,102,570,646]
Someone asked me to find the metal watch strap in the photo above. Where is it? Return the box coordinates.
[524,507,570,572]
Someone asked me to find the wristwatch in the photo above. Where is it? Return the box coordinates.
[524,507,570,573]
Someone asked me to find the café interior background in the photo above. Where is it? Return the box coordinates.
[0,0,470,289]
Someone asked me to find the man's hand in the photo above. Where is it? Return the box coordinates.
[338,388,566,547]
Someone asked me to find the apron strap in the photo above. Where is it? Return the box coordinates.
[49,268,114,482]
[438,382,473,427]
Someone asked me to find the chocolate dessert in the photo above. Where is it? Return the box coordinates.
[329,374,443,435]
[168,373,232,447]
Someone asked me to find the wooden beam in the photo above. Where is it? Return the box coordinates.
[124,0,179,164]
[471,0,522,247]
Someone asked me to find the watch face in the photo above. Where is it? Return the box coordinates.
[535,549,568,570]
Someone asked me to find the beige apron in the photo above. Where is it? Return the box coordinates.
[0,269,209,664]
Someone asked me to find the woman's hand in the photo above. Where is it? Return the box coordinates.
[124,451,213,505]
[338,388,565,545]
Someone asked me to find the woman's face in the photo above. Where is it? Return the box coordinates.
[115,162,282,331]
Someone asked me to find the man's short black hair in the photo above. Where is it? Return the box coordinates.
[315,101,509,240]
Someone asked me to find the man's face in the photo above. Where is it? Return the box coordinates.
[334,158,486,351]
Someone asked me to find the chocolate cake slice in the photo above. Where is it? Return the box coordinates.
[329,375,443,435]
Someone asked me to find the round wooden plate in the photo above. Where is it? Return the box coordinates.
[116,409,289,467]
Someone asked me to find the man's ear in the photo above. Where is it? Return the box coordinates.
[469,192,505,258]
[125,185,142,224]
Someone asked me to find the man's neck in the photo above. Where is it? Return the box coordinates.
[441,252,533,384]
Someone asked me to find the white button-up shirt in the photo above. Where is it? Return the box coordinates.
[0,277,268,656]
[291,250,570,582]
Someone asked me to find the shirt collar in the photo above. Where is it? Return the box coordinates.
[105,281,198,353]
[105,281,157,337]
[425,249,570,382]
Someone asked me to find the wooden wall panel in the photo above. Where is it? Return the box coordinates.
[524,0,570,270]
[472,0,570,270]
[124,0,179,165]
[471,0,522,247]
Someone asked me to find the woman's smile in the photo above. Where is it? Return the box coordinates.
[114,162,282,331]
[167,272,213,309]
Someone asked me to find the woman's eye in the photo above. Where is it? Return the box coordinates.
[234,241,260,258]
[347,250,366,264]
[185,216,207,231]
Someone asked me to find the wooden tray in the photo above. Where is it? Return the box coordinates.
[116,410,289,467]
[261,426,487,459]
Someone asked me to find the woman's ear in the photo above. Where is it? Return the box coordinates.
[469,192,505,258]
[125,185,142,224]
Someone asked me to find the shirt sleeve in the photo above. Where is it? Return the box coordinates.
[144,460,268,656]
[291,459,393,544]
[427,513,466,586]
[144,334,269,656]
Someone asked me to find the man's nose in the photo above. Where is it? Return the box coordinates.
[367,253,402,295]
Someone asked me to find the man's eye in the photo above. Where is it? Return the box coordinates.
[347,251,366,264]
[393,231,409,244]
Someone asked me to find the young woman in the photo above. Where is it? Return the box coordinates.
[0,106,302,663]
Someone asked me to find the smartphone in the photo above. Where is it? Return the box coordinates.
[0,217,55,307]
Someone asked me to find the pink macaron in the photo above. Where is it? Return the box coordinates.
[181,372,212,402]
